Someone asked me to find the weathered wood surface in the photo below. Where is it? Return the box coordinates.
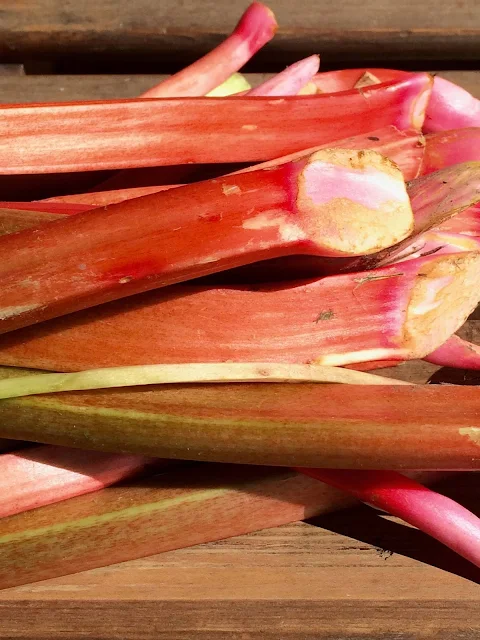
[0,71,478,103]
[0,1,479,68]
[0,474,478,639]
[0,72,478,638]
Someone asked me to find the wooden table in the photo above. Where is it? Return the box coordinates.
[0,1,480,636]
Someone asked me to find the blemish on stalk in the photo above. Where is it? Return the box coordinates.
[0,304,41,321]
[314,309,335,323]
[367,136,380,141]
[242,124,257,131]
[119,277,132,284]
[459,427,480,446]
[353,272,404,288]
[222,184,242,196]
[268,99,285,104]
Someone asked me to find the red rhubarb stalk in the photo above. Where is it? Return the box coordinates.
[0,445,158,518]
[247,55,320,96]
[0,74,432,174]
[298,468,480,568]
[42,125,424,208]
[0,148,414,334]
[0,253,478,371]
[140,3,277,98]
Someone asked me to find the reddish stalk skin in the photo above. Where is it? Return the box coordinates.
[0,446,158,519]
[0,201,91,215]
[423,77,480,133]
[0,209,64,236]
[424,335,480,369]
[437,204,480,237]
[0,253,478,371]
[0,74,432,175]
[247,55,320,96]
[0,148,414,335]
[298,468,480,568]
[43,125,425,208]
[140,3,277,98]
[42,185,178,208]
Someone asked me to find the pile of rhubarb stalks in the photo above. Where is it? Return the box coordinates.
[1,2,480,589]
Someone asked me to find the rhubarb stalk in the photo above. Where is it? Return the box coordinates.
[246,55,320,96]
[299,468,480,568]
[0,252,478,371]
[0,445,158,518]
[140,3,277,98]
[41,125,425,207]
[0,74,432,174]
[0,148,414,335]
[0,363,408,400]
[423,76,480,133]
[423,128,480,174]
[0,464,448,590]
[424,334,480,370]
[1,366,480,469]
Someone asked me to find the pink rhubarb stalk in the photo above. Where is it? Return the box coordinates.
[140,3,277,98]
[424,334,480,370]
[246,55,320,96]
[299,468,480,568]
[0,445,158,519]
[0,253,479,371]
[423,76,480,133]
[423,128,480,174]
[0,148,414,335]
[0,74,432,174]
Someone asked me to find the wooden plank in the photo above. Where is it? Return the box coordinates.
[0,474,478,638]
[0,71,478,104]
[0,1,479,68]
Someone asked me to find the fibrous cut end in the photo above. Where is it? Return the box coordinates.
[403,252,480,357]
[295,148,413,256]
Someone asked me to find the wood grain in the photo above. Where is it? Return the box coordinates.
[0,71,478,104]
[0,1,479,68]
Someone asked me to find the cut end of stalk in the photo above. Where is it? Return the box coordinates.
[295,148,413,256]
[404,252,480,357]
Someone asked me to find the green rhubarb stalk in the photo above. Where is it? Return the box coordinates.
[0,366,479,469]
[0,363,408,400]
